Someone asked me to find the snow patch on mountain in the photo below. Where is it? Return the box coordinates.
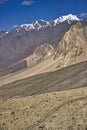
[54,14,79,25]
[20,24,35,30]
[12,14,80,32]
[0,31,8,38]
[19,19,50,31]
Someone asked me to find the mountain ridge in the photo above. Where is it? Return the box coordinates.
[0,14,79,70]
[0,14,80,33]
[0,14,87,76]
[14,14,79,32]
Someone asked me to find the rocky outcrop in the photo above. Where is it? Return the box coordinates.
[26,43,54,67]
[54,22,87,68]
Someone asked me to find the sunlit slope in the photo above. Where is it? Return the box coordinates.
[0,87,87,130]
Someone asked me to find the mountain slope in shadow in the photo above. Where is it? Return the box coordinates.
[0,60,87,98]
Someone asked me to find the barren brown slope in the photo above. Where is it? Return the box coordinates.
[0,60,87,98]
[0,87,87,130]
[0,22,87,86]
[0,17,75,70]
[0,55,62,86]
[0,22,87,77]
[0,43,54,77]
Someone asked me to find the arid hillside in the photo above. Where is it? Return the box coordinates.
[0,87,87,130]
[0,53,87,130]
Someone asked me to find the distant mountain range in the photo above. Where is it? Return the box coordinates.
[0,14,87,76]
[0,14,79,34]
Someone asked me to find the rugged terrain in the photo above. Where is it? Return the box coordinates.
[54,22,87,67]
[0,21,87,84]
[0,14,79,71]
[0,15,87,130]
[0,87,87,130]
[0,52,87,130]
[0,60,87,130]
[0,17,87,76]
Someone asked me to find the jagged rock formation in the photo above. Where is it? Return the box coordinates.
[54,22,87,68]
[26,43,54,67]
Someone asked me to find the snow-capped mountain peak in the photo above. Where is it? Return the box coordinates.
[19,19,49,31]
[13,14,80,32]
[20,24,35,30]
[33,19,49,27]
[54,14,79,25]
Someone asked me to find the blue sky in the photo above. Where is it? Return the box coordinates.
[0,0,87,31]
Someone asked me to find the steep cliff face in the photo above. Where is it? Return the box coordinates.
[54,22,87,68]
